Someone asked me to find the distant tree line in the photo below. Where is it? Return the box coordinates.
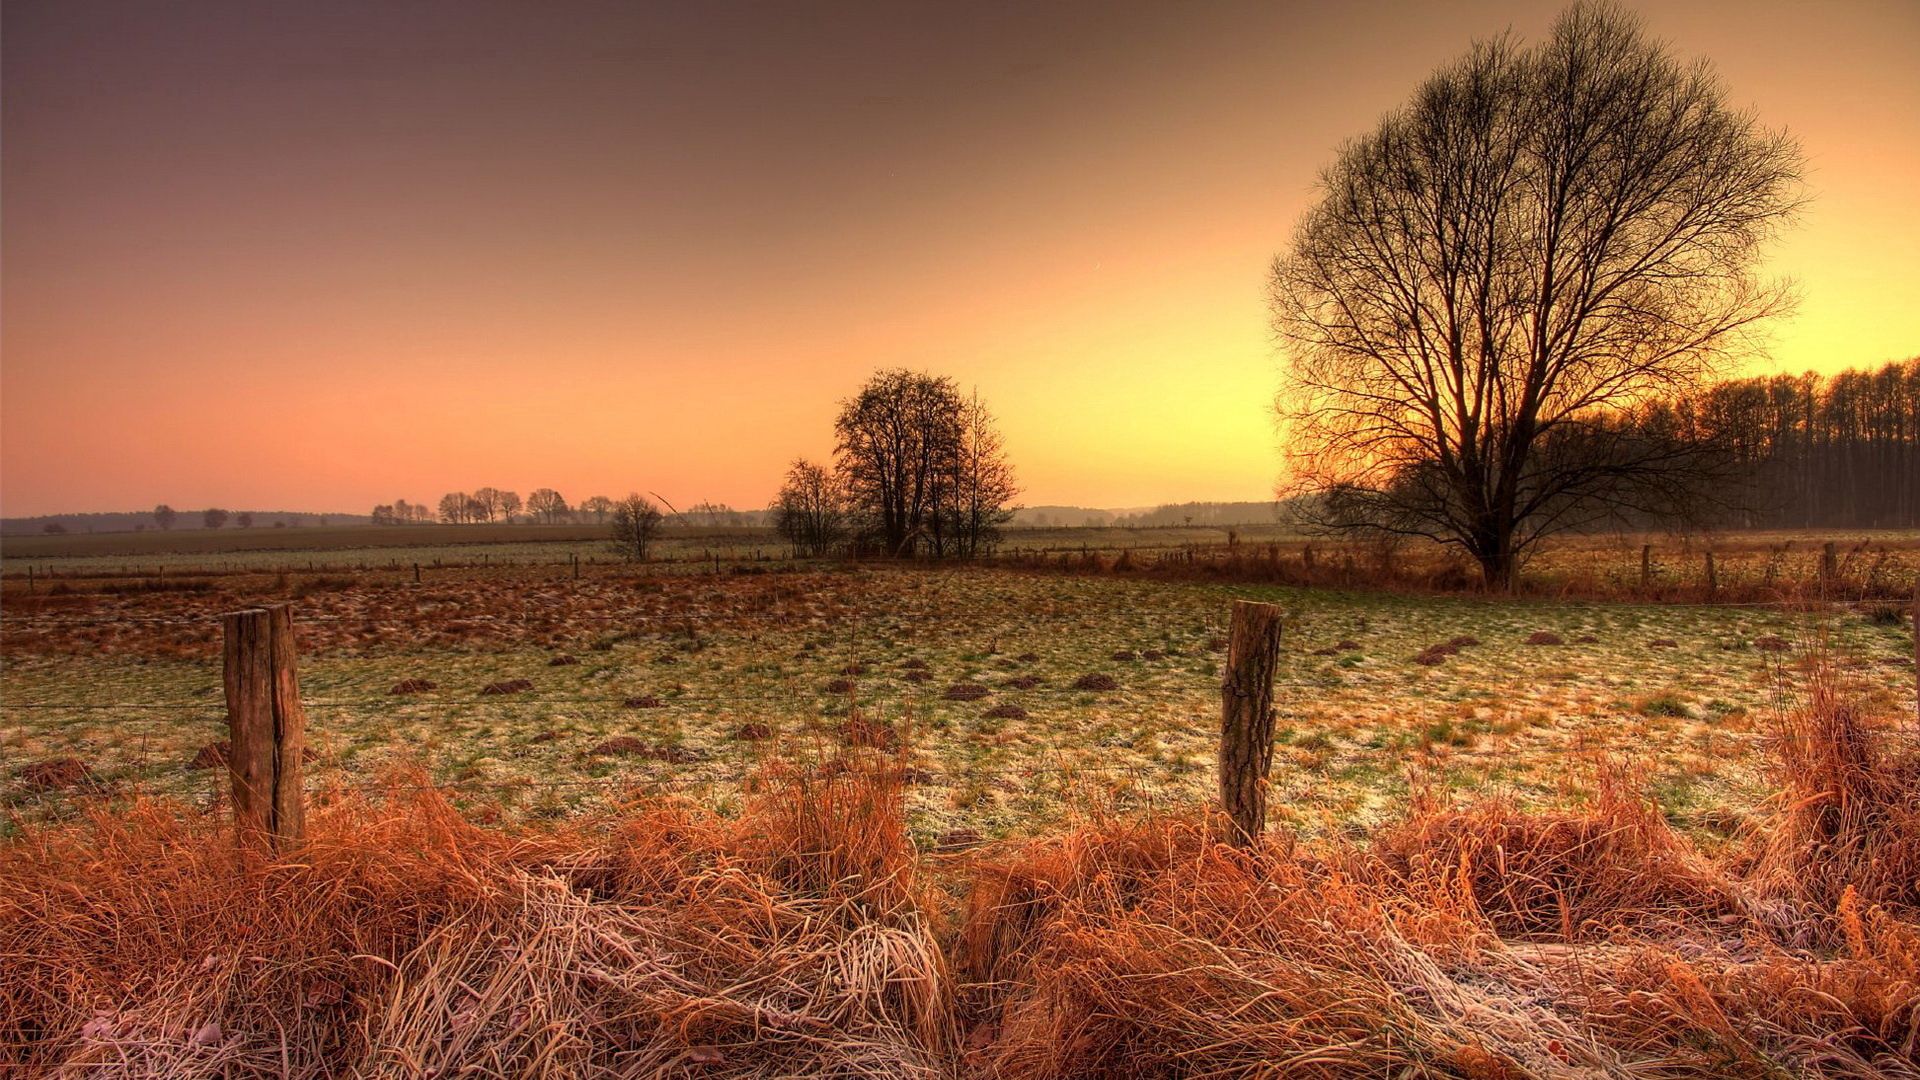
[368,488,758,529]
[1111,502,1283,529]
[1643,358,1920,529]
[772,369,1018,558]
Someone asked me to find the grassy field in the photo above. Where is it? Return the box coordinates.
[7,533,1920,1076]
[6,549,1914,844]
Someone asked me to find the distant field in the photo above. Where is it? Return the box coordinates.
[0,522,779,573]
[0,520,1303,572]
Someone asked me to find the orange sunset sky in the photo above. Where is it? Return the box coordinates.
[3,0,1917,518]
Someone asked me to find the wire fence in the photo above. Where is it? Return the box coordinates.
[5,572,1915,841]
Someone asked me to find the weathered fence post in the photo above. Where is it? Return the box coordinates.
[1821,542,1838,592]
[413,562,421,583]
[26,566,33,595]
[223,604,307,852]
[1640,544,1653,590]
[1704,550,1717,599]
[1218,600,1284,848]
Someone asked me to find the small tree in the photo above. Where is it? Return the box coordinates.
[527,488,570,524]
[580,495,614,523]
[498,490,523,523]
[608,494,664,560]
[438,492,472,524]
[471,487,504,523]
[202,507,229,530]
[153,504,177,531]
[835,369,967,556]
[946,390,1019,557]
[236,512,254,528]
[772,459,848,557]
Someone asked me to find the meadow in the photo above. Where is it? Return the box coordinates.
[5,529,1915,845]
[6,528,1920,1076]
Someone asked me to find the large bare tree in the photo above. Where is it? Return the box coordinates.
[1270,2,1802,588]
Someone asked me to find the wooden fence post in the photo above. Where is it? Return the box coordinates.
[1704,551,1717,599]
[413,562,421,583]
[1640,544,1653,590]
[223,604,307,852]
[1821,542,1838,592]
[1218,600,1284,848]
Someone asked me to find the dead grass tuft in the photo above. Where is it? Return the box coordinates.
[1748,658,1920,915]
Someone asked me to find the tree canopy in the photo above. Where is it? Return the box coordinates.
[1271,1,1802,588]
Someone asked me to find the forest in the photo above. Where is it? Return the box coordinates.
[1671,357,1919,528]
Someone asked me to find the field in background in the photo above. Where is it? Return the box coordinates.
[5,531,1915,843]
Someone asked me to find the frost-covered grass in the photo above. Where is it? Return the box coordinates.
[5,562,1913,841]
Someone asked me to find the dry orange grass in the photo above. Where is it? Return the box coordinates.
[5,664,1920,1078]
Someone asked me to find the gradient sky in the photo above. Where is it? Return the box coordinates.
[4,0,1916,517]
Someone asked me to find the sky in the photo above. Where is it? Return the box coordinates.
[3,0,1917,518]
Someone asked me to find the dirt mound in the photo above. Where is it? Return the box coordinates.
[1072,673,1118,692]
[621,695,664,709]
[838,716,898,749]
[480,679,533,695]
[188,742,228,770]
[943,683,990,702]
[1755,635,1792,652]
[548,655,579,667]
[1109,649,1137,662]
[731,722,773,742]
[1524,631,1564,646]
[14,757,95,791]
[1003,675,1042,690]
[388,678,436,695]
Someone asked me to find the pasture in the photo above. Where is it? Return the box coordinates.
[6,530,1915,845]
